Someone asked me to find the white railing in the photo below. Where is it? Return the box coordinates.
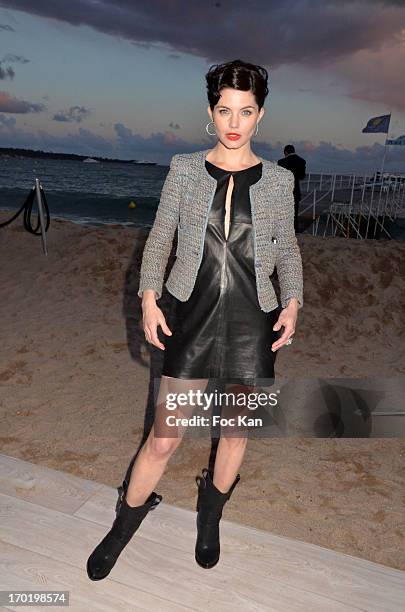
[299,171,405,238]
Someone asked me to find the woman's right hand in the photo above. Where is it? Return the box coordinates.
[142,291,172,350]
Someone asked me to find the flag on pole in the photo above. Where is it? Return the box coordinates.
[386,134,405,145]
[362,114,391,133]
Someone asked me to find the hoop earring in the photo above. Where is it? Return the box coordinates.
[206,121,217,136]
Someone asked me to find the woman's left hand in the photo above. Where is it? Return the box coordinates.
[271,298,298,351]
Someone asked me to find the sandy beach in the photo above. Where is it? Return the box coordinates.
[1,211,404,571]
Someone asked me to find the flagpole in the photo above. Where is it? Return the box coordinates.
[379,138,388,178]
[379,111,392,179]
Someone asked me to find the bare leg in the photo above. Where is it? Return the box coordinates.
[213,436,248,492]
[212,382,251,492]
[126,375,209,506]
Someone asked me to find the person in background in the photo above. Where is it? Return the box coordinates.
[278,145,306,232]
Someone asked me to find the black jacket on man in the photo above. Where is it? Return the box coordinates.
[277,153,306,200]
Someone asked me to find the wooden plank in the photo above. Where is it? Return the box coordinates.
[1,454,404,611]
[0,540,194,612]
[0,492,358,611]
[76,479,405,611]
[0,454,102,514]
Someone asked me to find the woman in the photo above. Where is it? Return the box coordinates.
[87,59,303,579]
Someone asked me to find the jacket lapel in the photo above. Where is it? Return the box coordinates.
[193,148,278,223]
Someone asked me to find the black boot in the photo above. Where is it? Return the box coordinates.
[195,467,240,569]
[86,479,162,581]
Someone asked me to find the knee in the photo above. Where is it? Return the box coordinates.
[146,435,180,459]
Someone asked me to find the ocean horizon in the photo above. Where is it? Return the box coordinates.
[1,156,399,229]
[0,156,171,229]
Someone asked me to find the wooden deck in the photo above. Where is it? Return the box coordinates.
[0,453,404,611]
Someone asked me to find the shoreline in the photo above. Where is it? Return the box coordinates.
[2,208,405,235]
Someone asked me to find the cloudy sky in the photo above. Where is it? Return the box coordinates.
[0,0,405,171]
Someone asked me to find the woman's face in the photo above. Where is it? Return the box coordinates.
[208,87,264,148]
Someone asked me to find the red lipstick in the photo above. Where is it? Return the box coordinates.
[226,133,241,140]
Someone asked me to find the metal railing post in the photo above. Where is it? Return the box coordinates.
[35,178,48,255]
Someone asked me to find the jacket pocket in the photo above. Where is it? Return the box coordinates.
[267,236,278,274]
[176,226,185,258]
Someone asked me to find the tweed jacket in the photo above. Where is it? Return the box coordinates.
[137,148,304,313]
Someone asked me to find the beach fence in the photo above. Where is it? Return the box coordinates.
[299,171,405,239]
[0,178,49,254]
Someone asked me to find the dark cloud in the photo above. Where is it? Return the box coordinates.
[0,113,404,171]
[0,55,29,81]
[359,0,405,4]
[0,63,14,80]
[0,113,16,127]
[251,138,405,174]
[53,105,91,123]
[0,114,114,154]
[0,0,402,67]
[2,53,30,63]
[113,122,196,159]
[0,90,45,112]
[2,1,405,108]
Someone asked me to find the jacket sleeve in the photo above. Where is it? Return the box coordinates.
[137,154,183,300]
[274,172,304,309]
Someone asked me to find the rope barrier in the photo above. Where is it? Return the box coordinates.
[0,183,50,233]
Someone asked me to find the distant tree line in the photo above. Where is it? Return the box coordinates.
[0,147,137,163]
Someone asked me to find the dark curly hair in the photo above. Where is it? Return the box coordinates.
[205,59,269,111]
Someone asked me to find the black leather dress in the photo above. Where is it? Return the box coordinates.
[161,159,280,386]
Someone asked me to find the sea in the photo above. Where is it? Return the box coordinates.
[0,157,170,229]
[1,157,404,240]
